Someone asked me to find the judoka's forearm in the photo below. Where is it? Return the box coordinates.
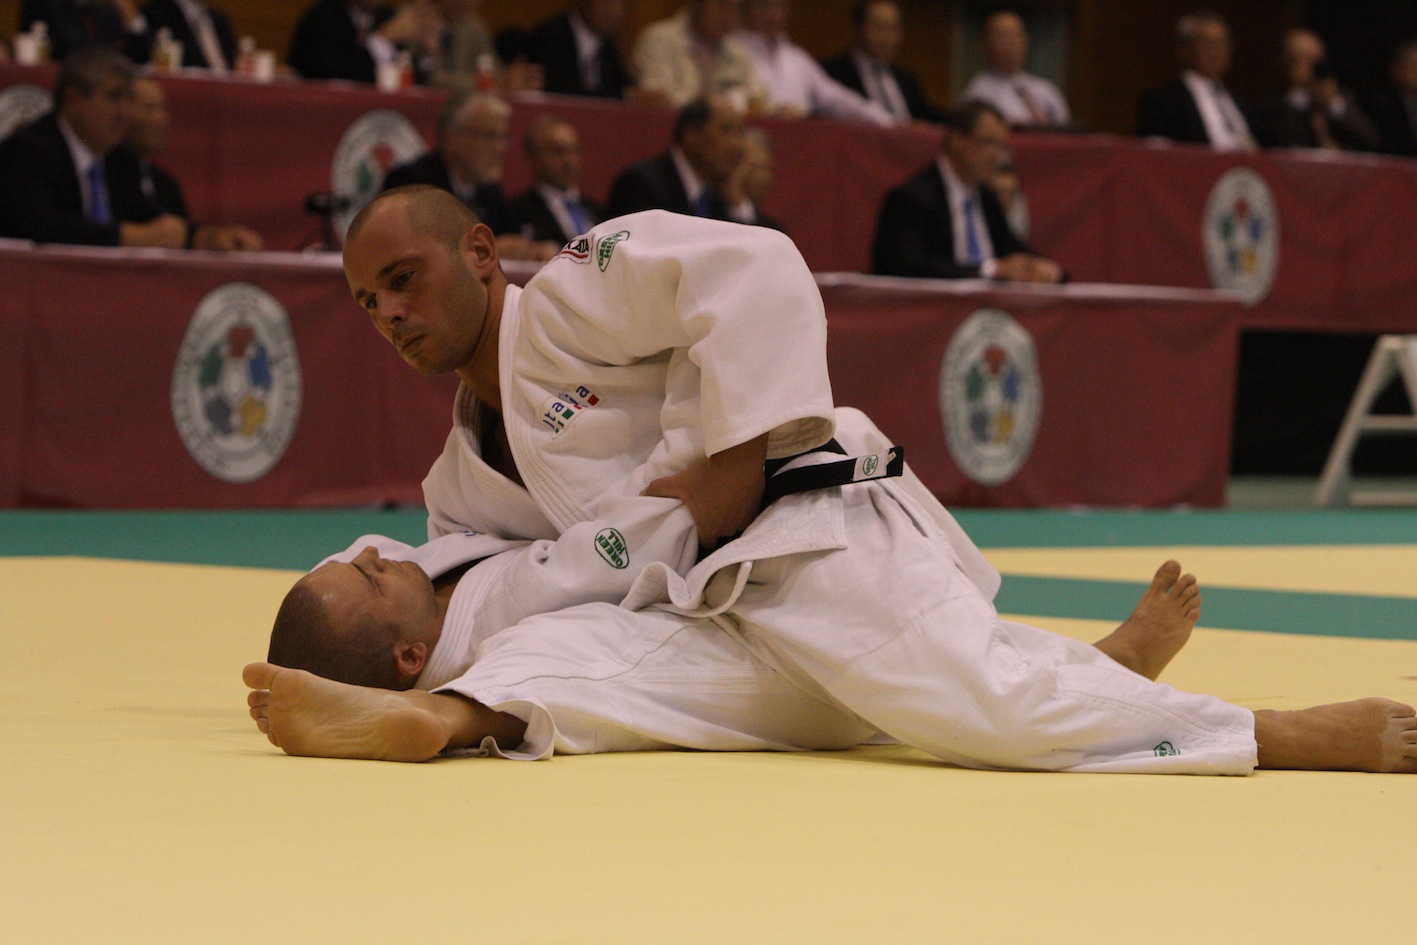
[643,433,769,545]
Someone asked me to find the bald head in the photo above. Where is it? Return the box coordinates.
[346,185,482,254]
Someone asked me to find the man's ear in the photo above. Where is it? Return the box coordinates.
[394,641,429,680]
[460,222,500,280]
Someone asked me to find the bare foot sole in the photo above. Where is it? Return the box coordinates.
[1255,698,1417,772]
[1093,560,1201,680]
[244,662,447,762]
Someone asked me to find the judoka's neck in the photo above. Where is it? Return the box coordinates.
[456,279,507,413]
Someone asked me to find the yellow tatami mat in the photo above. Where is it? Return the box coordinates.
[4,554,1417,945]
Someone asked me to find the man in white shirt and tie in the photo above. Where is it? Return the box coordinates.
[820,0,941,123]
[1138,11,1255,151]
[143,0,239,72]
[961,10,1071,129]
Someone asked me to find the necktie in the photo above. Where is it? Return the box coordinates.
[564,194,591,236]
[87,162,112,224]
[961,194,984,264]
[1013,79,1048,124]
[693,190,712,217]
[874,64,908,121]
[1213,82,1254,150]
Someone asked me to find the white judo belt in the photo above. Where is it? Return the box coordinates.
[761,439,906,507]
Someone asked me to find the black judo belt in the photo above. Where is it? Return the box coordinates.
[761,438,906,508]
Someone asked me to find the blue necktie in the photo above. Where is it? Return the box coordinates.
[87,162,112,224]
[564,194,590,236]
[692,190,711,217]
[962,194,984,264]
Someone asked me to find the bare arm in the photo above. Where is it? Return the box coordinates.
[642,432,769,547]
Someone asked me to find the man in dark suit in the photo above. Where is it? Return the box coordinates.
[511,115,603,244]
[288,0,438,84]
[820,0,941,123]
[872,100,1061,282]
[381,91,556,261]
[107,76,263,249]
[140,0,238,72]
[20,0,152,61]
[1137,11,1255,150]
[1250,29,1378,152]
[0,47,185,247]
[1364,37,1417,157]
[606,94,743,220]
[525,0,629,99]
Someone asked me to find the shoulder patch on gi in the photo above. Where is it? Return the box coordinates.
[595,230,630,271]
[555,236,593,265]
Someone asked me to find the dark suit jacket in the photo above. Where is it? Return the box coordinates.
[381,151,524,235]
[820,50,942,123]
[871,163,1031,279]
[526,10,629,99]
[1138,80,1219,144]
[1362,87,1417,157]
[606,152,728,220]
[288,0,395,83]
[107,146,189,220]
[511,187,604,244]
[141,0,239,70]
[1250,92,1381,152]
[21,0,152,60]
[0,112,124,245]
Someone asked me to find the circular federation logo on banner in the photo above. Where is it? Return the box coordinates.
[171,283,302,484]
[331,109,427,242]
[1202,167,1279,305]
[939,308,1042,486]
[0,84,52,139]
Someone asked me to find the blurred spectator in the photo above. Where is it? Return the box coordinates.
[141,0,238,72]
[722,125,784,230]
[735,0,893,125]
[632,0,761,109]
[107,76,263,250]
[606,94,743,219]
[0,47,186,247]
[961,9,1070,129]
[1251,28,1378,152]
[288,0,440,85]
[872,100,1061,282]
[381,91,557,261]
[524,0,630,99]
[20,0,152,62]
[426,0,543,93]
[1138,11,1255,150]
[511,115,603,244]
[820,0,941,123]
[1364,37,1417,157]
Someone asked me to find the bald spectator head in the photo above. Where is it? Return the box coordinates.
[438,92,511,185]
[1176,11,1232,82]
[981,10,1029,76]
[1281,27,1327,91]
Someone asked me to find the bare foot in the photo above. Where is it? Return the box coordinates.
[244,662,449,762]
[1093,560,1200,680]
[1255,698,1417,772]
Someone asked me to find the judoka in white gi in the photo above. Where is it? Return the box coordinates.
[248,409,1417,774]
[243,187,1417,774]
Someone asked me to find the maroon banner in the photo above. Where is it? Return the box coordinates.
[821,278,1241,507]
[1,243,1240,509]
[18,246,456,508]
